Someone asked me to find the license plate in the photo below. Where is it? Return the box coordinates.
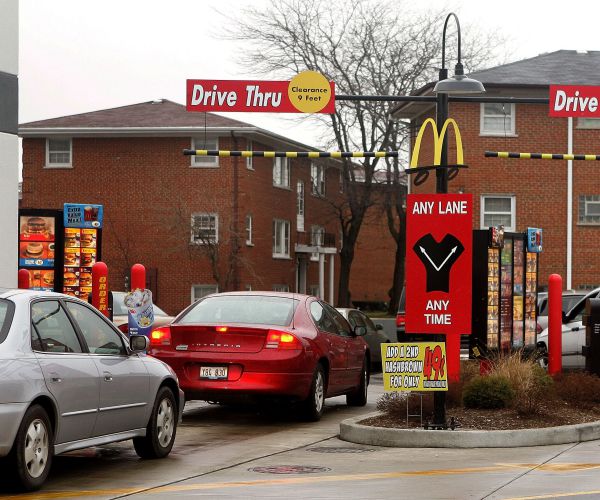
[200,366,228,380]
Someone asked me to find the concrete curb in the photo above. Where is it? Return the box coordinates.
[340,412,600,448]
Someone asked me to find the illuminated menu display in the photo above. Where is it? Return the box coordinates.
[525,253,538,345]
[18,215,56,291]
[63,227,98,302]
[486,248,500,347]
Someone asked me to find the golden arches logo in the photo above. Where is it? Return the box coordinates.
[409,118,464,169]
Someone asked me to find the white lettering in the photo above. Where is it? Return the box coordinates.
[554,90,566,111]
[438,201,467,214]
[424,313,452,325]
[412,201,434,215]
[425,299,450,311]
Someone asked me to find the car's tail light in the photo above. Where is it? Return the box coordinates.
[396,314,405,327]
[215,326,228,333]
[265,330,302,350]
[151,326,171,346]
[536,322,543,335]
[117,323,129,334]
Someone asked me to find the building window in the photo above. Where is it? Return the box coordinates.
[480,103,516,136]
[577,118,600,129]
[245,284,252,291]
[246,139,254,170]
[311,162,325,196]
[191,213,218,244]
[46,138,72,167]
[191,284,218,302]
[296,181,305,232]
[273,157,290,188]
[579,195,600,224]
[245,214,253,245]
[191,137,219,167]
[273,284,290,292]
[480,195,516,231]
[272,219,290,258]
[310,225,325,261]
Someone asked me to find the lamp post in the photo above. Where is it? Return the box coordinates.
[431,12,485,427]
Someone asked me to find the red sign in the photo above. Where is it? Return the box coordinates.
[186,78,335,114]
[405,194,472,335]
[549,85,600,117]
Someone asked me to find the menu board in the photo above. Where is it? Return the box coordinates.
[63,227,97,302]
[500,239,513,349]
[486,248,500,347]
[18,215,56,290]
[525,252,538,345]
[512,239,525,347]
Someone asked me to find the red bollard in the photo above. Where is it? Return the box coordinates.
[446,333,461,382]
[92,262,109,318]
[131,263,146,291]
[548,274,563,377]
[18,269,30,289]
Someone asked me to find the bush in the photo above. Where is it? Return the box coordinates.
[376,391,433,417]
[555,372,600,407]
[463,375,514,409]
[446,360,480,408]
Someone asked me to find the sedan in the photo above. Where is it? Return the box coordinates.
[0,289,184,492]
[149,292,370,421]
[537,287,600,369]
[336,307,390,369]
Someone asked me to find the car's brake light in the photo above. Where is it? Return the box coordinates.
[396,314,405,327]
[150,326,171,346]
[265,330,302,350]
[215,326,228,333]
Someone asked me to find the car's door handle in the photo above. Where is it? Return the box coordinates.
[51,376,62,383]
[103,372,113,382]
[572,327,580,331]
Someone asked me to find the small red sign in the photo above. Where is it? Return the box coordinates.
[186,79,335,114]
[549,85,600,118]
[405,194,472,335]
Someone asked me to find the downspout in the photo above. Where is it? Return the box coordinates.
[231,131,240,291]
[567,117,573,290]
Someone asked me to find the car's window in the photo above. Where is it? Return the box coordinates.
[0,299,15,344]
[360,312,378,334]
[310,301,338,334]
[31,300,83,353]
[323,303,353,337]
[347,311,362,328]
[398,288,405,312]
[563,295,584,313]
[178,295,297,326]
[66,301,126,355]
[538,298,548,316]
[567,291,600,323]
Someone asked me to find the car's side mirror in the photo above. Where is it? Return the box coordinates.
[375,323,384,331]
[130,334,149,352]
[354,325,367,336]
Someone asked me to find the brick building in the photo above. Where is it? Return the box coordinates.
[20,99,396,314]
[394,50,600,290]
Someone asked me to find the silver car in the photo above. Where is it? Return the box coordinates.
[0,289,184,491]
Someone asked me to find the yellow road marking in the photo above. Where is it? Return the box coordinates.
[504,491,600,500]
[3,463,600,499]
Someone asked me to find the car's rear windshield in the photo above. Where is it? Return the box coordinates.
[178,295,298,327]
[0,299,15,344]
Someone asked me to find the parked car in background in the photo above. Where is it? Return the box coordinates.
[537,287,600,370]
[536,290,586,331]
[336,307,390,370]
[0,289,184,491]
[149,292,369,421]
[395,287,406,341]
[111,291,174,333]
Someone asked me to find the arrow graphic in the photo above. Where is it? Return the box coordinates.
[419,246,458,272]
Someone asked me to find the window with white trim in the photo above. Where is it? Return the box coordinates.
[296,181,305,232]
[579,195,600,224]
[191,284,218,302]
[310,225,325,261]
[191,137,219,167]
[577,118,600,129]
[245,214,253,245]
[273,157,290,188]
[311,162,325,196]
[480,103,515,136]
[46,138,72,167]
[480,195,516,231]
[246,139,254,169]
[191,213,218,244]
[272,219,290,258]
[272,284,290,292]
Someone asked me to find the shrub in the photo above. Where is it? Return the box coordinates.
[446,360,480,408]
[463,375,514,409]
[555,372,600,407]
[376,391,433,417]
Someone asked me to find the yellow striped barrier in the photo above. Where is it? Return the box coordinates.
[183,149,399,159]
[485,151,600,160]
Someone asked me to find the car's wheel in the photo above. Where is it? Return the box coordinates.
[537,344,549,370]
[133,386,177,459]
[7,404,53,491]
[301,363,326,422]
[346,357,369,407]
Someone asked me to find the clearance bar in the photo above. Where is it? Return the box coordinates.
[485,151,600,161]
[183,149,399,159]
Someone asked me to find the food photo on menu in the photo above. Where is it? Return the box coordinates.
[64,228,80,248]
[19,242,54,267]
[80,229,97,248]
[19,216,55,241]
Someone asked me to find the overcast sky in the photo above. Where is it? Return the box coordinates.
[18,0,600,149]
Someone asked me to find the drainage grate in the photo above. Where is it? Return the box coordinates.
[249,465,331,474]
[307,447,375,454]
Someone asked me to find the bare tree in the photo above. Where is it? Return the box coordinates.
[227,0,506,306]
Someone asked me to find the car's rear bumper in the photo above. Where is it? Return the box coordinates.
[0,402,28,456]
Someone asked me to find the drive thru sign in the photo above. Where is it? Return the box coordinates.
[405,194,472,336]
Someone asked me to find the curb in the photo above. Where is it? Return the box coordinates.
[340,412,600,448]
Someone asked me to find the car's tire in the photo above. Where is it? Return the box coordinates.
[301,363,326,422]
[133,386,177,459]
[346,357,369,407]
[537,344,549,370]
[7,404,53,492]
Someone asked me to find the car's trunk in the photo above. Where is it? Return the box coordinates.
[170,325,269,353]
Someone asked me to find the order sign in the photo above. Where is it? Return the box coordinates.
[381,342,447,391]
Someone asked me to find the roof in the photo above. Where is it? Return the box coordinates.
[392,50,600,119]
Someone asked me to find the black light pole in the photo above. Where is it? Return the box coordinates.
[432,12,485,427]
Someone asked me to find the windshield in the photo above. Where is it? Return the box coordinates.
[0,299,15,344]
[111,293,169,317]
[566,290,600,322]
[178,295,298,326]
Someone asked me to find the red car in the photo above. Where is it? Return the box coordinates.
[149,292,370,420]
